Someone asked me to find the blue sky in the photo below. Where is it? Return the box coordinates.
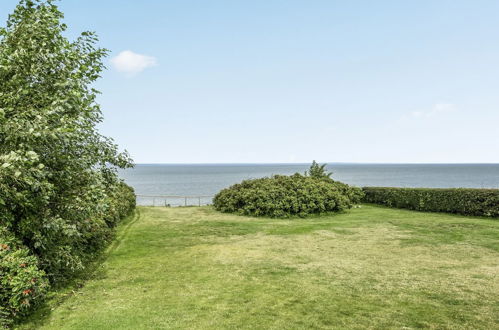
[2,0,499,163]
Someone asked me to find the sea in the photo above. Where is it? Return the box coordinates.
[118,163,499,206]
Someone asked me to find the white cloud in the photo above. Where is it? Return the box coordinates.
[432,103,455,113]
[411,103,456,118]
[110,50,157,76]
[411,111,424,118]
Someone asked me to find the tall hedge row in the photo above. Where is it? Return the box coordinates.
[0,1,136,326]
[362,187,499,217]
[0,183,136,327]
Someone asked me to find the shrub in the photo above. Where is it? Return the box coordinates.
[362,187,499,217]
[0,0,136,279]
[0,228,49,328]
[305,160,333,179]
[103,182,137,228]
[0,1,137,325]
[214,174,363,218]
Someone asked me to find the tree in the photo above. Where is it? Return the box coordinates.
[306,160,332,179]
[0,0,132,279]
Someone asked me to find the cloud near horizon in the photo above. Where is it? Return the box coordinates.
[110,50,157,76]
[411,103,456,118]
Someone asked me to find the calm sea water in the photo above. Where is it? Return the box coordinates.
[118,164,499,206]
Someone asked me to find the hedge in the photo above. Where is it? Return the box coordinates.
[0,228,49,328]
[0,1,137,326]
[0,182,136,326]
[214,174,363,218]
[362,187,499,217]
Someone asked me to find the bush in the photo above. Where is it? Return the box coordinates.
[214,174,363,218]
[103,182,137,228]
[0,180,135,327]
[0,228,49,328]
[0,0,136,280]
[362,187,499,217]
[0,1,137,325]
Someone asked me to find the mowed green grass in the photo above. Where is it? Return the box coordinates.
[20,205,499,329]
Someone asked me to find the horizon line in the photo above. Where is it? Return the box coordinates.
[130,162,499,165]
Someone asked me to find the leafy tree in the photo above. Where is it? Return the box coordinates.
[0,0,133,280]
[305,160,332,179]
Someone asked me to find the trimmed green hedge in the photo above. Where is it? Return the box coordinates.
[362,187,499,217]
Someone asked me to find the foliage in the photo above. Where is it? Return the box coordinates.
[0,228,49,328]
[103,182,137,228]
[305,161,364,204]
[0,0,136,325]
[362,187,499,217]
[305,160,332,179]
[213,173,362,218]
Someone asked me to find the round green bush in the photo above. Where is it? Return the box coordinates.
[213,174,363,218]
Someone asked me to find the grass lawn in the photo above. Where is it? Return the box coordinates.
[19,205,499,329]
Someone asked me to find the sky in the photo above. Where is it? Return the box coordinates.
[1,0,499,164]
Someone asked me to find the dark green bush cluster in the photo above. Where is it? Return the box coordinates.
[103,182,137,228]
[0,182,135,326]
[214,174,363,218]
[0,228,49,328]
[362,187,499,217]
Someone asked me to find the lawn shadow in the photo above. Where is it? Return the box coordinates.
[15,209,141,329]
